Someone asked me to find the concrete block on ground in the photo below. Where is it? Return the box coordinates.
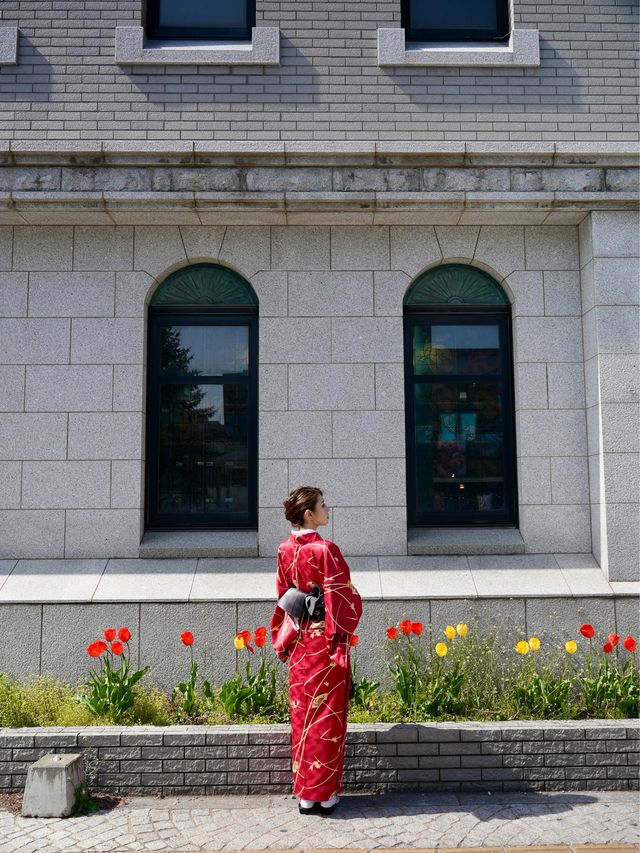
[22,753,85,818]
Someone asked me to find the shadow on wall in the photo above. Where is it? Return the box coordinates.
[120,36,323,109]
[383,38,587,117]
[0,36,53,103]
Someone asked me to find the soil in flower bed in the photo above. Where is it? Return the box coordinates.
[0,791,124,816]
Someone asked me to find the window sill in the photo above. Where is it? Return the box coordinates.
[377,28,540,67]
[115,26,280,66]
[0,27,18,65]
[408,527,526,556]
[139,529,258,558]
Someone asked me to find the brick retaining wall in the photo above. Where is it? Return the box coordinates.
[0,721,637,796]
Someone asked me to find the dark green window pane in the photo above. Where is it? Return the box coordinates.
[413,324,501,375]
[409,0,497,32]
[405,264,509,306]
[414,381,505,516]
[157,383,248,517]
[160,325,248,377]
[158,0,247,29]
[150,263,258,308]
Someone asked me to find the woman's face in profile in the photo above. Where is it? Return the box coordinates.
[305,495,330,527]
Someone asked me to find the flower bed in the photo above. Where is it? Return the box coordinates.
[0,619,637,728]
[0,720,637,796]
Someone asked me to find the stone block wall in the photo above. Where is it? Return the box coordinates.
[0,722,637,795]
[0,0,638,142]
[0,222,596,560]
[579,210,640,582]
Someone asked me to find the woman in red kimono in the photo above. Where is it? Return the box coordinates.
[270,486,362,816]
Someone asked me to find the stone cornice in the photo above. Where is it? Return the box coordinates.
[1,140,638,167]
[0,142,637,225]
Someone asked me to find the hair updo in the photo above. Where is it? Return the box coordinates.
[283,486,323,528]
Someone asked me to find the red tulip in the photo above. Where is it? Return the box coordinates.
[399,619,413,636]
[95,640,107,653]
[111,641,124,656]
[104,628,116,642]
[579,624,595,639]
[351,634,359,647]
[608,633,620,647]
[118,627,131,643]
[411,622,423,636]
[180,631,194,646]
[603,642,614,654]
[254,634,266,648]
[386,627,398,640]
[87,642,103,658]
[239,629,251,645]
[624,636,637,652]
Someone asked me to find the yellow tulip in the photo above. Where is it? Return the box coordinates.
[435,642,448,657]
[529,637,541,651]
[565,640,577,654]
[456,623,468,637]
[515,640,530,655]
[234,636,245,650]
[444,625,456,640]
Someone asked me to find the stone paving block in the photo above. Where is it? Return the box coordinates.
[133,226,186,279]
[373,270,412,316]
[332,226,390,271]
[259,318,331,364]
[0,272,27,317]
[0,605,42,677]
[12,227,73,271]
[25,365,113,412]
[0,318,71,365]
[288,271,373,316]
[289,364,375,411]
[70,318,144,365]
[28,272,115,317]
[271,226,329,271]
[115,271,155,317]
[74,226,134,271]
[331,316,404,362]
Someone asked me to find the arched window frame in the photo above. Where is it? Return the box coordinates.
[146,263,258,530]
[403,264,518,527]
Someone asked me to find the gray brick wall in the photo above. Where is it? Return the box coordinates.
[0,0,637,142]
[0,722,637,795]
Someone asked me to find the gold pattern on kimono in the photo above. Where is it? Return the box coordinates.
[293,761,300,772]
[311,692,329,708]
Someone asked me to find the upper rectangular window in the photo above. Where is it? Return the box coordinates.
[402,0,510,42]
[146,0,255,40]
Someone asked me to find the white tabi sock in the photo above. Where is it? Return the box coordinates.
[320,794,339,808]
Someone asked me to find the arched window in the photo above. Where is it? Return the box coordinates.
[403,264,517,526]
[146,264,258,529]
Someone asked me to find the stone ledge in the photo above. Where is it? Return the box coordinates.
[408,527,526,556]
[378,28,540,68]
[0,721,636,795]
[2,141,638,168]
[0,27,18,65]
[1,189,637,227]
[139,529,258,559]
[0,554,637,602]
[115,26,280,66]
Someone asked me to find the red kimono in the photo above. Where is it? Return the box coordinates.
[271,531,363,801]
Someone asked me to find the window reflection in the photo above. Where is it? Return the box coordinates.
[158,383,248,516]
[414,324,500,375]
[160,325,249,377]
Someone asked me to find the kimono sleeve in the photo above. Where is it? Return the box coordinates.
[275,548,289,599]
[322,541,363,640]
